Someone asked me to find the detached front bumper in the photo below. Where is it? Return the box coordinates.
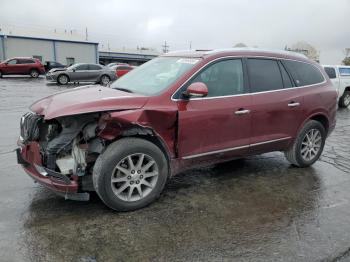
[17,141,89,201]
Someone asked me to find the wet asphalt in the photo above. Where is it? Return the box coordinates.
[0,76,350,262]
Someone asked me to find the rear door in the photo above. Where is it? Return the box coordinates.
[19,59,36,74]
[177,58,252,160]
[87,64,103,81]
[247,58,303,153]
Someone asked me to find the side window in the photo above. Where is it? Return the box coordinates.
[75,64,89,70]
[279,62,293,88]
[324,67,337,79]
[189,59,244,97]
[339,67,350,76]
[247,59,283,92]
[88,64,102,70]
[20,59,35,64]
[7,59,17,65]
[283,60,324,86]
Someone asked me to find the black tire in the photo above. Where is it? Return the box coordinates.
[29,69,39,78]
[0,70,2,78]
[284,120,326,167]
[338,90,350,108]
[93,138,168,211]
[100,75,111,86]
[57,74,69,85]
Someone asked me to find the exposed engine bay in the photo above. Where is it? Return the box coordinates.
[20,112,104,189]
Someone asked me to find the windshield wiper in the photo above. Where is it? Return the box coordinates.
[113,87,134,93]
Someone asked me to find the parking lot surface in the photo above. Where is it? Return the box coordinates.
[0,77,350,262]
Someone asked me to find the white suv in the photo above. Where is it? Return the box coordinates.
[323,65,350,108]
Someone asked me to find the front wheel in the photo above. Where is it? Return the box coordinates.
[57,74,69,85]
[339,91,350,108]
[93,138,168,211]
[284,120,326,167]
[29,69,39,78]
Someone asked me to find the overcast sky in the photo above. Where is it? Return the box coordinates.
[0,0,349,63]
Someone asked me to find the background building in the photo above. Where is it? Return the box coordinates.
[0,34,98,65]
[99,48,159,66]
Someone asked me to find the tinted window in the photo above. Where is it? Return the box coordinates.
[19,59,35,64]
[324,67,337,79]
[88,64,102,70]
[248,59,283,92]
[283,60,324,86]
[75,64,89,70]
[339,67,350,76]
[279,62,293,88]
[189,59,244,97]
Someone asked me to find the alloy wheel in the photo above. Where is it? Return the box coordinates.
[30,70,39,78]
[300,129,322,161]
[58,75,68,85]
[111,153,159,202]
[344,93,350,107]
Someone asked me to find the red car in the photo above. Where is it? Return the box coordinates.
[0,57,45,78]
[17,49,337,211]
[111,64,134,78]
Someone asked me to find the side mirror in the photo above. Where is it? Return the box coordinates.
[183,82,208,98]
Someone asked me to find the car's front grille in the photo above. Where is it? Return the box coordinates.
[20,112,42,143]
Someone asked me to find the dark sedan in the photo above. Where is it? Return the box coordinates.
[46,63,117,85]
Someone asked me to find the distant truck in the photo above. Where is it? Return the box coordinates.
[323,65,350,108]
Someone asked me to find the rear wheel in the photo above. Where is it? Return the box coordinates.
[284,120,326,167]
[339,90,350,108]
[57,74,69,85]
[100,75,111,86]
[29,69,39,78]
[93,138,168,211]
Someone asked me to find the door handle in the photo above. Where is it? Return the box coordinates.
[288,102,300,107]
[235,109,250,115]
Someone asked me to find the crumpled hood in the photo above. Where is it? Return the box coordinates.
[30,85,149,119]
[48,68,66,73]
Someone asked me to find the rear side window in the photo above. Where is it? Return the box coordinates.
[339,67,350,76]
[19,59,35,64]
[283,60,324,86]
[75,64,89,70]
[247,59,283,92]
[324,67,337,79]
[88,64,102,70]
[190,59,244,97]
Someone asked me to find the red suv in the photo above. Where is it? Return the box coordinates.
[0,57,45,78]
[17,49,337,211]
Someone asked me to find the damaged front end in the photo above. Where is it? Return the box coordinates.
[17,112,104,201]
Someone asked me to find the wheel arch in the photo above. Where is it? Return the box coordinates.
[298,112,330,136]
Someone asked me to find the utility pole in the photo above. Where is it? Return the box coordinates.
[189,41,192,50]
[85,27,88,41]
[162,41,169,53]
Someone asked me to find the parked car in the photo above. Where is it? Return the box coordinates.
[111,64,134,78]
[323,65,350,107]
[17,49,337,211]
[107,62,129,67]
[44,61,65,72]
[46,63,117,85]
[0,57,45,78]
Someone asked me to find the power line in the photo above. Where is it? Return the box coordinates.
[162,41,169,53]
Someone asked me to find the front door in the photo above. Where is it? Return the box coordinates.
[177,58,252,160]
[4,59,22,74]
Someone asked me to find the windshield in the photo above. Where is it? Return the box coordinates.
[110,57,201,95]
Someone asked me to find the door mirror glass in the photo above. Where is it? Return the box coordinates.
[183,82,208,98]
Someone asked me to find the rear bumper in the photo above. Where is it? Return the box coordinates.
[17,142,89,201]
